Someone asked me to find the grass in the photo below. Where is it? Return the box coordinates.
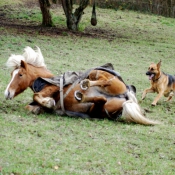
[0,1,175,174]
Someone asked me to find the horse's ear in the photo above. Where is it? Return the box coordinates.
[20,60,28,70]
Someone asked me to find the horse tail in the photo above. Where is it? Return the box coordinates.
[122,91,159,125]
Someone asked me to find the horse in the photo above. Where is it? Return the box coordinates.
[4,46,159,125]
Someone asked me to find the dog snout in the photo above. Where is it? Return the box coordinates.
[146,71,151,75]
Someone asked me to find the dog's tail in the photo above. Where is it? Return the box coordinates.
[121,91,159,125]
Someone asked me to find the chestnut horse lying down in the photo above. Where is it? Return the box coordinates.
[5,46,159,125]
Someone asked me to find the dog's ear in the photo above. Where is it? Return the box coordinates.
[157,60,161,69]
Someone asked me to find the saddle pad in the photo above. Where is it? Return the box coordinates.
[32,77,50,92]
[32,63,120,92]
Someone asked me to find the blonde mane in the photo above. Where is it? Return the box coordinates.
[6,46,47,70]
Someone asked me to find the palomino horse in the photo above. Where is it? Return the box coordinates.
[5,46,159,125]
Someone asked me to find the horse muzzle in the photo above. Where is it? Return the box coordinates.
[4,89,15,100]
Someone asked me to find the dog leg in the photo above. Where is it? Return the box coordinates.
[165,92,174,102]
[166,96,172,102]
[152,91,164,106]
[142,88,154,100]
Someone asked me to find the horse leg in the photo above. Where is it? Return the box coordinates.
[75,90,106,103]
[74,91,107,118]
[80,79,111,90]
[86,70,111,87]
[33,85,59,108]
[80,69,112,90]
[103,98,126,119]
[34,94,55,108]
[81,70,127,95]
[25,103,44,114]
[25,100,54,114]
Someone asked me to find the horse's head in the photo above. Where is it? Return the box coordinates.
[5,60,30,99]
[5,46,53,100]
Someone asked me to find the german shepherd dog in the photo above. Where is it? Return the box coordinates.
[142,61,175,106]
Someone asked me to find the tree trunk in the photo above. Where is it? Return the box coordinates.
[39,0,53,27]
[61,0,89,31]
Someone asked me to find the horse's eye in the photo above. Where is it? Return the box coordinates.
[19,74,23,77]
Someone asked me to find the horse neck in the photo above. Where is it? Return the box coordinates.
[27,64,54,87]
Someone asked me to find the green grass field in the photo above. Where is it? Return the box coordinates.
[0,1,175,174]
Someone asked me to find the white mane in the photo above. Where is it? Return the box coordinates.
[6,46,47,70]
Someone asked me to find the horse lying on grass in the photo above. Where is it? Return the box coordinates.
[4,46,159,125]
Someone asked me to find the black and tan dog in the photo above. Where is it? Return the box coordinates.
[142,61,175,106]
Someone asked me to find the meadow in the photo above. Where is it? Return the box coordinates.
[0,1,175,174]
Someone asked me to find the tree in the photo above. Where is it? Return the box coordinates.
[38,0,97,31]
[61,0,88,30]
[39,0,53,27]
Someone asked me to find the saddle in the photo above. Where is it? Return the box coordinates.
[32,63,117,92]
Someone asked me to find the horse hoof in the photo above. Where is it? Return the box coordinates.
[25,104,43,115]
[74,91,83,101]
[43,97,55,108]
[33,106,43,115]
[80,79,90,90]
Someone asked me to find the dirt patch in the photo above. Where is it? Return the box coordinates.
[0,3,124,41]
